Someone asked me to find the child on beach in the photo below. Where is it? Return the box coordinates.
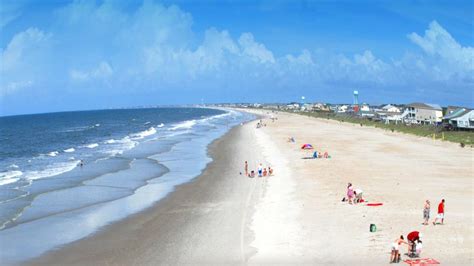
[423,200,430,225]
[249,170,255,178]
[415,240,423,256]
[258,164,263,177]
[268,167,273,176]
[347,183,354,204]
[263,168,267,176]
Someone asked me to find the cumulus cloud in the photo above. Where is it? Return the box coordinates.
[0,0,472,114]
[408,21,473,67]
[0,28,51,96]
[238,33,275,64]
[407,20,474,82]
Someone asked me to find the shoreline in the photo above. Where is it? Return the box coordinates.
[27,118,267,265]
[23,109,473,265]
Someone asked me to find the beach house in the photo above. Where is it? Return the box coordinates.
[402,103,443,124]
[381,104,401,113]
[443,108,474,130]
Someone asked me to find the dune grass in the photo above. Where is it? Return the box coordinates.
[277,110,474,147]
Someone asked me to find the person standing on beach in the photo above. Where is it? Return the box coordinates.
[244,161,248,176]
[423,200,430,225]
[347,183,354,204]
[258,164,263,177]
[433,199,445,225]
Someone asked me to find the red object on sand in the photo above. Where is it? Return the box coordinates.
[407,231,420,241]
[404,258,440,265]
[366,203,383,206]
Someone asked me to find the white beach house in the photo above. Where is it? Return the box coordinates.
[381,104,401,113]
[402,103,443,124]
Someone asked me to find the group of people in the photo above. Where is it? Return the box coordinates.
[344,182,364,204]
[256,119,267,129]
[390,199,445,263]
[423,199,445,226]
[312,151,330,159]
[390,231,423,263]
[243,161,273,178]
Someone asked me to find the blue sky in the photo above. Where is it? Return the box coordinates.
[1,0,473,116]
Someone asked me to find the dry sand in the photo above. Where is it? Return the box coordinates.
[247,109,473,265]
[27,110,473,265]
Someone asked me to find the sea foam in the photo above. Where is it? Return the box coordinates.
[24,161,79,180]
[0,170,23,186]
[85,143,99,149]
[131,127,157,139]
[169,120,196,131]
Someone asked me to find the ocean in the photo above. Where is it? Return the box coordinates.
[0,107,253,263]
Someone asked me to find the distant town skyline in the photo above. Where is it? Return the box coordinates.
[1,0,473,116]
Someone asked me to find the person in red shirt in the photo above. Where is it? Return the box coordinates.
[433,199,445,225]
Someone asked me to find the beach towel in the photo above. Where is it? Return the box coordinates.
[366,203,383,206]
[403,258,440,265]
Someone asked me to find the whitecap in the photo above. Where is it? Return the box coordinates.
[64,148,75,153]
[144,121,151,125]
[0,177,20,186]
[0,170,23,186]
[157,123,165,128]
[24,161,79,180]
[104,139,116,144]
[95,123,101,127]
[85,143,99,149]
[131,127,157,139]
[47,151,59,157]
[168,120,196,131]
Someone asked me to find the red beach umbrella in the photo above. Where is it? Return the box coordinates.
[301,144,314,150]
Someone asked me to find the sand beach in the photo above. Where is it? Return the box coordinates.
[28,109,473,265]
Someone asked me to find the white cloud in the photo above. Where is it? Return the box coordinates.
[2,80,33,95]
[407,21,474,77]
[70,61,113,82]
[0,0,472,110]
[238,33,275,64]
[0,28,51,96]
[1,28,50,71]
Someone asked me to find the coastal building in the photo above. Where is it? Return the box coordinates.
[402,103,443,124]
[381,104,401,113]
[337,105,349,113]
[312,103,330,112]
[360,103,370,112]
[443,108,474,130]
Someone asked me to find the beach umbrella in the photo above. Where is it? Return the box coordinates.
[301,144,314,150]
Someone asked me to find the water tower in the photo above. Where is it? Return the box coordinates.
[353,90,359,113]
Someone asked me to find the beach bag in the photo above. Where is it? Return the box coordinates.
[370,224,377,232]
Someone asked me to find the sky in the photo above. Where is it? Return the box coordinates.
[0,0,473,116]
